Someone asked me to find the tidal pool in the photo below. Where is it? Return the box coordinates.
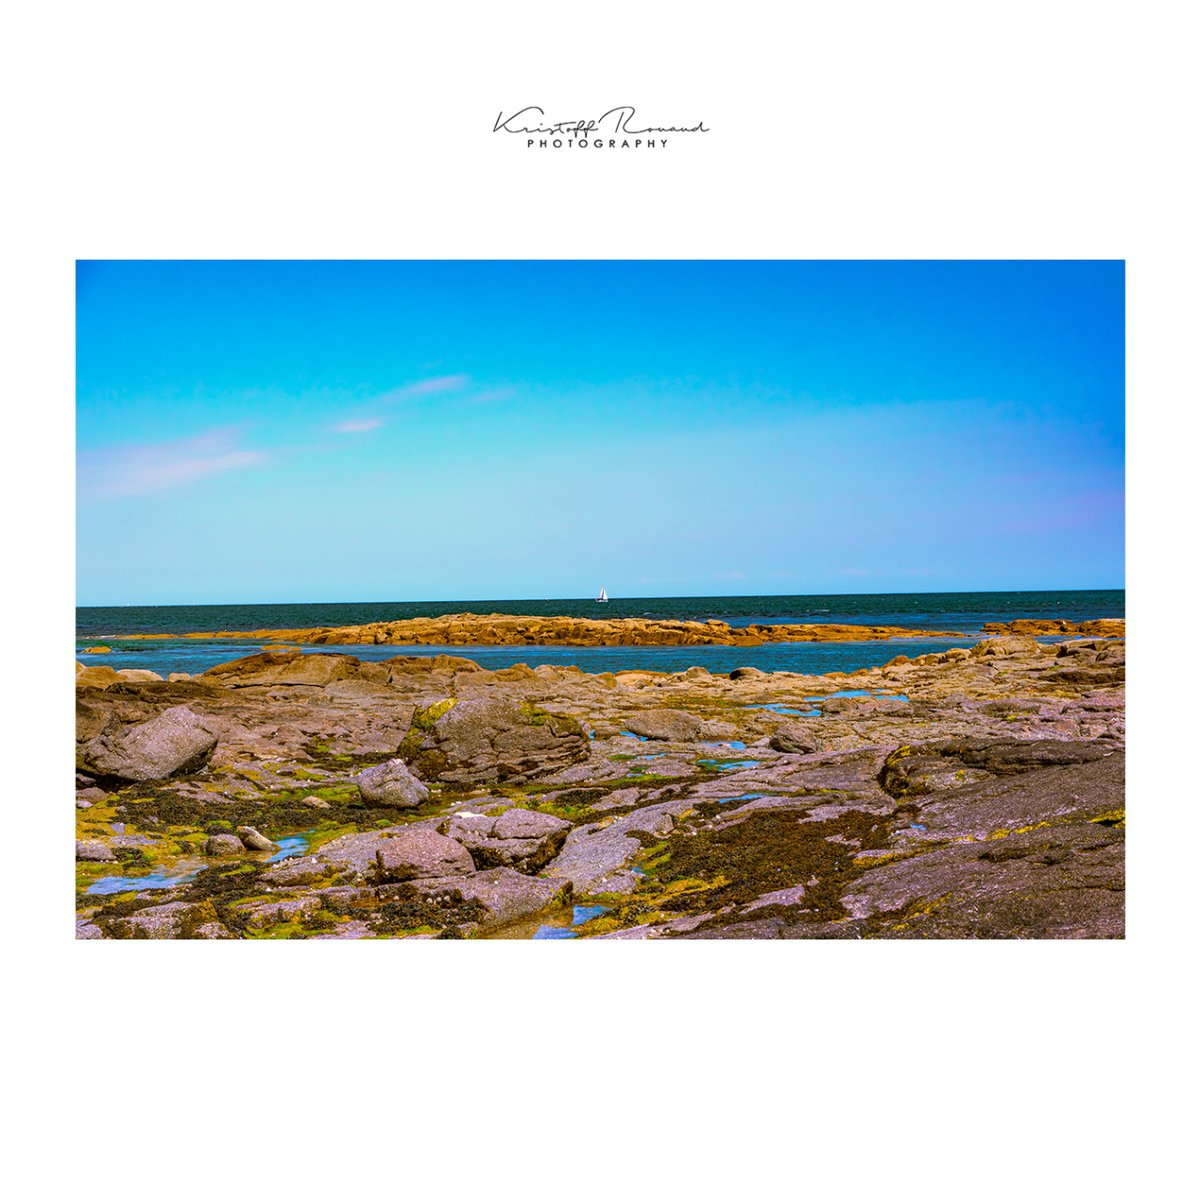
[531,904,612,940]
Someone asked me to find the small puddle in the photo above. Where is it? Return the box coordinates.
[619,731,649,741]
[718,792,768,804]
[746,703,819,717]
[803,689,910,703]
[700,739,747,751]
[698,759,762,772]
[266,834,310,864]
[532,903,612,940]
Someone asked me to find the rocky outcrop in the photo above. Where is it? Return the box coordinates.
[375,829,476,882]
[120,613,966,648]
[201,649,362,688]
[983,618,1125,638]
[623,710,705,741]
[400,868,571,929]
[355,758,430,808]
[441,807,571,871]
[839,820,1124,938]
[405,696,588,786]
[879,737,1109,798]
[77,705,218,783]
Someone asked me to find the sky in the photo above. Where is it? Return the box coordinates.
[76,260,1124,605]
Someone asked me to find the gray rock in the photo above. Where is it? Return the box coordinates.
[237,825,278,852]
[203,833,244,856]
[355,758,430,808]
[408,696,588,786]
[442,807,570,871]
[841,821,1124,938]
[403,867,571,929]
[879,737,1109,798]
[542,799,692,895]
[769,726,821,755]
[75,840,115,862]
[623,710,704,741]
[893,752,1124,844]
[117,902,196,939]
[238,895,322,928]
[374,828,476,882]
[78,705,218,783]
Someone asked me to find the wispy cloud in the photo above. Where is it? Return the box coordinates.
[839,567,869,577]
[376,374,470,404]
[332,418,384,434]
[79,427,266,499]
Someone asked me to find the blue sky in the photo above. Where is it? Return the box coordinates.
[76,261,1124,604]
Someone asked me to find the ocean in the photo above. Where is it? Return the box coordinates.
[75,589,1124,678]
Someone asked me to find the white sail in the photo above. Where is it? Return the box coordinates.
[597,587,608,602]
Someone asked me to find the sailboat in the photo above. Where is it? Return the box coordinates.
[596,587,609,603]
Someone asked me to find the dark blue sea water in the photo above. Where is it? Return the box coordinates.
[75,590,1122,678]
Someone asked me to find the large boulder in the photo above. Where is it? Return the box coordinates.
[622,710,705,741]
[309,826,474,883]
[77,705,218,783]
[406,697,588,786]
[374,828,476,882]
[769,726,821,755]
[355,758,430,808]
[441,807,570,871]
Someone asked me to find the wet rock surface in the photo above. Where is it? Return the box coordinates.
[75,627,1125,938]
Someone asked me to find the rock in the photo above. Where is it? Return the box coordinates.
[238,895,322,928]
[168,672,192,682]
[117,902,197,939]
[78,705,218,782]
[75,664,121,688]
[730,666,766,680]
[75,786,109,803]
[623,710,704,741]
[891,752,1124,844]
[75,840,115,862]
[81,645,112,654]
[355,758,430,808]
[202,650,362,688]
[204,833,245,856]
[841,821,1124,937]
[116,669,164,683]
[542,799,692,894]
[879,737,1109,798]
[769,726,821,755]
[441,807,571,871]
[408,696,588,786]
[374,828,476,881]
[969,636,1041,658]
[403,867,571,929]
[237,825,278,852]
[301,794,331,809]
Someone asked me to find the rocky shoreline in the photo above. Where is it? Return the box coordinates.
[75,631,1125,939]
[96,613,1125,648]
